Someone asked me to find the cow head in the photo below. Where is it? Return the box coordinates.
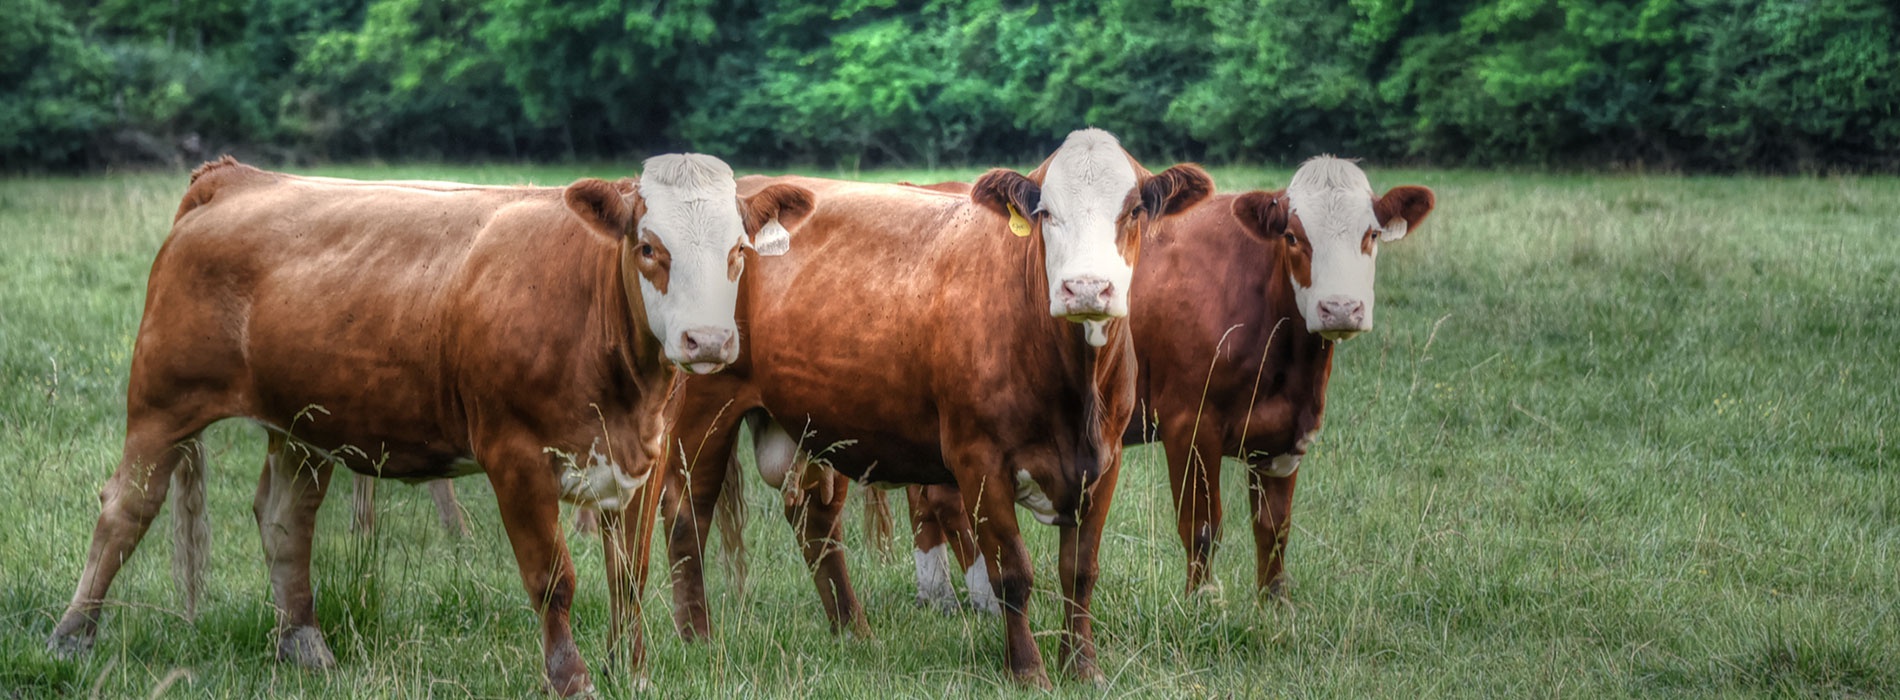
[973,129,1212,341]
[565,154,813,373]
[1232,157,1435,340]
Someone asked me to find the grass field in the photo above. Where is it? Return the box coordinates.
[1,163,1895,698]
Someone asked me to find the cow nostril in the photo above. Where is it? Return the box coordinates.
[681,333,699,352]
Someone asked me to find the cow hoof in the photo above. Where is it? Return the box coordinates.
[967,591,1002,616]
[1064,656,1106,686]
[1011,667,1054,690]
[1260,576,1293,606]
[916,593,961,615]
[46,626,95,659]
[276,626,337,669]
[1189,580,1225,604]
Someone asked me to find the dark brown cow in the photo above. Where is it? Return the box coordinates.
[45,156,813,696]
[891,157,1436,605]
[657,129,1213,686]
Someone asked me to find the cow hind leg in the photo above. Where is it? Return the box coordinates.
[785,466,869,638]
[922,483,996,614]
[1248,467,1299,604]
[903,486,958,614]
[49,420,211,657]
[255,435,338,669]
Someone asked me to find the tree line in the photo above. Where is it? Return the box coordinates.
[5,0,1898,172]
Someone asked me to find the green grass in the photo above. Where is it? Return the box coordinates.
[2,163,1896,698]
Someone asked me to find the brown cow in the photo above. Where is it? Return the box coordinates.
[45,156,813,696]
[887,157,1435,606]
[657,129,1213,686]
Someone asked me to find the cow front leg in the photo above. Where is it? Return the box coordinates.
[485,444,590,697]
[49,424,205,656]
[1057,453,1122,684]
[255,437,337,668]
[1248,465,1299,603]
[922,483,995,614]
[958,469,1048,688]
[785,464,869,637]
[1161,419,1226,596]
[663,432,739,641]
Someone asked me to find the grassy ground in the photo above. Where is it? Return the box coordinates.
[0,163,1894,698]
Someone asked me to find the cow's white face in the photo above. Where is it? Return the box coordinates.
[971,129,1213,344]
[564,155,811,374]
[1238,157,1435,340]
[1037,129,1142,322]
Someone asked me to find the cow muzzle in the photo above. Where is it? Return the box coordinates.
[1315,296,1369,341]
[1056,275,1118,322]
[676,327,737,374]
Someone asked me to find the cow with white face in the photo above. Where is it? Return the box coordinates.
[1243,156,1436,340]
[659,129,1215,686]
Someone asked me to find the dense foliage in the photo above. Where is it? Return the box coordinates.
[4,0,1897,171]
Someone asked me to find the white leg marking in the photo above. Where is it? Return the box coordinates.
[913,545,958,613]
[965,554,1000,615]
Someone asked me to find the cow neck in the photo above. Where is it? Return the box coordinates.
[603,240,672,398]
[1249,239,1333,435]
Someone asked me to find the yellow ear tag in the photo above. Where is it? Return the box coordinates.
[1007,204,1032,237]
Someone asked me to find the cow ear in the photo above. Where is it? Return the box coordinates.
[1374,185,1435,242]
[565,178,635,240]
[972,168,1041,220]
[1141,164,1215,218]
[1232,191,1288,241]
[739,184,814,257]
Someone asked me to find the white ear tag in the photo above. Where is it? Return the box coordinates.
[1380,218,1410,242]
[1084,320,1108,347]
[755,219,792,256]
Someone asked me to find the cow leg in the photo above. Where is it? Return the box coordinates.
[1057,453,1122,684]
[904,486,959,613]
[484,441,590,697]
[254,435,337,668]
[428,481,469,538]
[1248,466,1299,603]
[1161,419,1225,595]
[349,473,376,535]
[785,465,869,637]
[956,467,1048,688]
[48,422,206,657]
[597,465,663,690]
[923,483,995,614]
[663,406,742,641]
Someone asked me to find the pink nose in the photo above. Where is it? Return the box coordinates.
[679,327,736,364]
[1059,276,1114,317]
[1316,297,1366,329]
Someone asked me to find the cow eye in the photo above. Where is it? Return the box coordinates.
[1282,231,1299,247]
[639,243,656,259]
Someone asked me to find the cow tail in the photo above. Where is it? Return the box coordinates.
[171,440,210,620]
[714,450,749,594]
[861,488,895,559]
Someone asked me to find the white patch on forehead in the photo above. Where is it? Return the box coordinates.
[1040,129,1138,220]
[1285,156,1378,241]
[637,154,744,256]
